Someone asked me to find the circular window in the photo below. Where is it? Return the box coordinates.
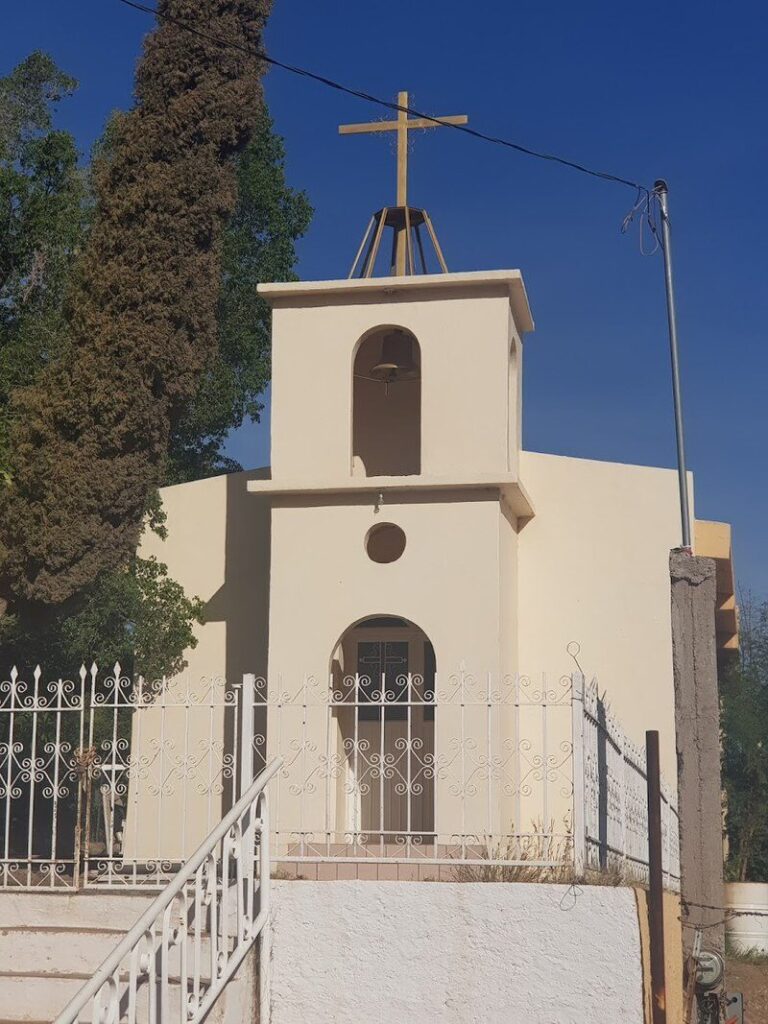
[365,523,406,564]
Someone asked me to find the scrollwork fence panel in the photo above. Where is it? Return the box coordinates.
[250,671,577,869]
[0,663,239,889]
[1,663,680,889]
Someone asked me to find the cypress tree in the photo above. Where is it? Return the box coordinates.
[0,1,272,609]
[0,53,87,480]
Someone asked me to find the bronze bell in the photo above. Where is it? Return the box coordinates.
[370,331,419,383]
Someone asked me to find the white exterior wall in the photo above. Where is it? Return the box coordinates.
[139,468,271,682]
[268,276,527,482]
[267,494,513,681]
[269,880,645,1024]
[517,450,693,783]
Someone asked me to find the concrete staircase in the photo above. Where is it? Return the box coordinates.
[0,891,253,1024]
[0,892,154,1022]
[0,892,159,1023]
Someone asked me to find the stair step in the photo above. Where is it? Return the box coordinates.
[0,892,156,931]
[0,929,214,978]
[0,974,187,1023]
[0,892,244,1022]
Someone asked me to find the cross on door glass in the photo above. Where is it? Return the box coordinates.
[357,641,409,719]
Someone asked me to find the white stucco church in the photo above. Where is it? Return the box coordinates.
[136,97,736,865]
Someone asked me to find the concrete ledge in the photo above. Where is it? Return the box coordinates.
[247,473,535,518]
[257,270,535,333]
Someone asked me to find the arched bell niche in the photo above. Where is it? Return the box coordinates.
[352,327,421,477]
[329,615,436,843]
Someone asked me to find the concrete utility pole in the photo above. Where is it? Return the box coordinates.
[654,180,692,553]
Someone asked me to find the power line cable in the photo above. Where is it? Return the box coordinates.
[682,897,768,919]
[116,0,651,200]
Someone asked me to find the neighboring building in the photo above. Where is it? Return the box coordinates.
[695,519,739,669]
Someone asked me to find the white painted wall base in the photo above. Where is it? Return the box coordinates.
[269,880,644,1024]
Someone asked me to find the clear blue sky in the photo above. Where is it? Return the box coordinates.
[4,1,766,594]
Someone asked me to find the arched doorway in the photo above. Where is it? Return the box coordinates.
[330,616,436,846]
[352,327,421,477]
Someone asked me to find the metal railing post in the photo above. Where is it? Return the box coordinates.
[620,733,628,876]
[571,673,586,877]
[240,674,256,796]
[240,674,257,940]
[258,788,272,1024]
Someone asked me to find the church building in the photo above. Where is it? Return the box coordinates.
[138,94,736,861]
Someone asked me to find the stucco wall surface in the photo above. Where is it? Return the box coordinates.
[518,451,693,785]
[138,467,271,683]
[268,880,644,1024]
[268,494,514,681]
[268,281,522,481]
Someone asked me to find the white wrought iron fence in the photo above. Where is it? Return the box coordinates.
[574,674,680,887]
[249,671,576,870]
[0,663,240,889]
[1,664,680,889]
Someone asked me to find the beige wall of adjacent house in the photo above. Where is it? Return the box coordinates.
[139,468,271,681]
[517,451,693,784]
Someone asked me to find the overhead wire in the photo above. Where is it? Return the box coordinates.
[116,0,653,204]
[682,897,768,919]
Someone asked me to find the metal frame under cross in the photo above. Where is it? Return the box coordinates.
[339,91,468,275]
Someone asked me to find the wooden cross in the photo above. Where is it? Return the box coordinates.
[339,91,468,274]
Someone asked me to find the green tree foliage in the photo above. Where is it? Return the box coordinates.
[722,593,768,881]
[0,52,88,477]
[0,1,273,608]
[0,10,310,678]
[0,555,204,680]
[168,110,311,483]
[0,54,205,679]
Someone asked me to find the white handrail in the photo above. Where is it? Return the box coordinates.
[55,757,283,1024]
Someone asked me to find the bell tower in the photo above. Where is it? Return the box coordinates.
[248,92,535,685]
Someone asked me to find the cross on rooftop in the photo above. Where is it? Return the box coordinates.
[339,91,468,275]
[339,90,468,208]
